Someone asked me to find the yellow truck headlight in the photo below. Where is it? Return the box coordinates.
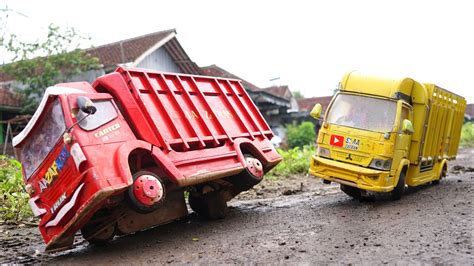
[316,146,331,158]
[369,158,392,171]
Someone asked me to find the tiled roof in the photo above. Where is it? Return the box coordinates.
[297,96,333,113]
[200,65,261,92]
[87,29,175,68]
[87,29,201,75]
[0,85,22,108]
[0,71,13,82]
[465,103,474,118]
[261,85,292,101]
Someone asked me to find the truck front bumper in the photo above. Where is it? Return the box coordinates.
[309,155,395,193]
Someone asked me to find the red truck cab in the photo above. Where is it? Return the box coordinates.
[13,67,281,251]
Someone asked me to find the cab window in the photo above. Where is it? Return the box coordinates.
[78,100,118,131]
[398,106,410,133]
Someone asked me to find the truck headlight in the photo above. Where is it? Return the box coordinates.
[369,158,392,171]
[316,146,331,158]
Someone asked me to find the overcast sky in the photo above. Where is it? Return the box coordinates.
[1,0,473,103]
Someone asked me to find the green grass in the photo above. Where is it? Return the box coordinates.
[460,122,474,147]
[0,156,32,223]
[267,145,315,179]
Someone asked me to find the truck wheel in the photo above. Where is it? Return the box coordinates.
[227,154,264,191]
[390,172,406,200]
[189,191,228,220]
[127,171,166,213]
[432,165,447,185]
[81,222,116,245]
[323,179,331,184]
[340,184,362,199]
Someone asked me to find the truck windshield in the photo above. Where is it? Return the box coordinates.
[326,94,397,132]
[20,99,66,179]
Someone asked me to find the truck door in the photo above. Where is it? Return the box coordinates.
[395,104,412,159]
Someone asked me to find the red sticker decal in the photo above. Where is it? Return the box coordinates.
[330,135,344,147]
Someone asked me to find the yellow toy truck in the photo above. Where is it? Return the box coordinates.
[309,72,466,200]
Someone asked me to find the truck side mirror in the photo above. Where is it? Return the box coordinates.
[310,104,322,120]
[77,96,97,114]
[402,119,414,135]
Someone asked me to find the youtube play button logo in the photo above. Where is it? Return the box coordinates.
[330,135,344,147]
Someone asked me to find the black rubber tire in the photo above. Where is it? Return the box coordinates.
[340,184,362,199]
[227,155,264,191]
[390,171,406,201]
[323,179,331,184]
[189,191,228,220]
[126,171,166,214]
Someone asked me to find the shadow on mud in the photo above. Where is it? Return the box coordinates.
[334,176,459,206]
[51,207,259,261]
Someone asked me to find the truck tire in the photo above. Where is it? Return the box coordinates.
[126,171,166,214]
[189,191,228,220]
[340,184,362,199]
[227,155,264,191]
[390,171,406,200]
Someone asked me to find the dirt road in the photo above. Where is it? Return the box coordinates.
[1,149,473,264]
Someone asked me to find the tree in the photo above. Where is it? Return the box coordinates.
[286,122,315,148]
[292,90,304,99]
[0,24,100,113]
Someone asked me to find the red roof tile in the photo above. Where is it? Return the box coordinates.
[465,103,474,118]
[201,65,261,92]
[0,85,22,108]
[261,85,292,101]
[297,96,333,113]
[87,29,175,68]
[0,71,13,82]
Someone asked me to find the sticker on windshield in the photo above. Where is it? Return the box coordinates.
[344,137,360,150]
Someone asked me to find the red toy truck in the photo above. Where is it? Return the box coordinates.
[13,67,281,251]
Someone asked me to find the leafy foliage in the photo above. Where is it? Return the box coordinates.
[1,24,100,113]
[268,145,315,178]
[460,122,474,147]
[292,90,304,99]
[286,122,315,148]
[0,156,31,223]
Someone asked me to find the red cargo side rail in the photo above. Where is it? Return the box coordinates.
[116,67,273,152]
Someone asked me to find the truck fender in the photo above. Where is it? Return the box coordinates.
[115,141,184,186]
[115,140,153,186]
[393,159,410,186]
[232,138,269,169]
[438,159,448,178]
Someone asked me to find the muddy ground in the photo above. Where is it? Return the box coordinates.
[1,149,473,264]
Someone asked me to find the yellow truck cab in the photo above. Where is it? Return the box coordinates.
[309,72,466,200]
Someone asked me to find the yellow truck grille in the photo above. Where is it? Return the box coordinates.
[333,151,369,165]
